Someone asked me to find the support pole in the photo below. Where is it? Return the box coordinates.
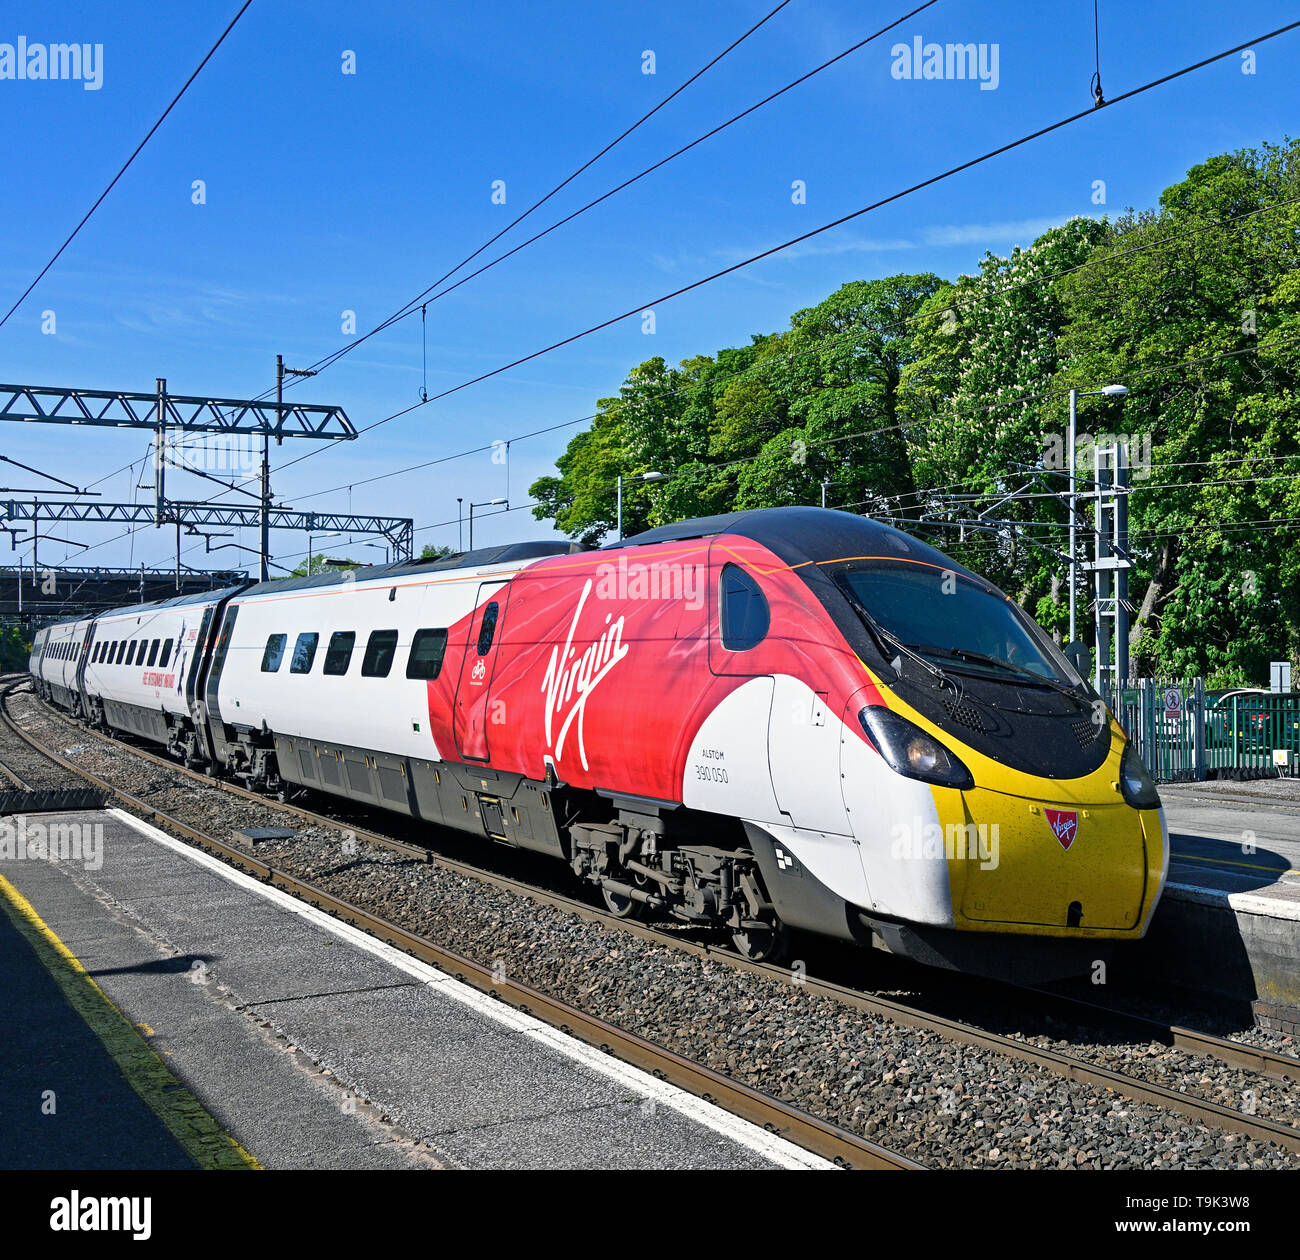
[155,377,166,529]
[1067,388,1077,645]
[1115,440,1130,682]
[264,356,280,583]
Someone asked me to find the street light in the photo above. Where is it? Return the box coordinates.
[308,531,343,574]
[616,471,668,541]
[1067,385,1128,648]
[468,498,507,550]
[362,541,390,564]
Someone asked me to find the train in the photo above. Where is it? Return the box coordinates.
[29,507,1168,980]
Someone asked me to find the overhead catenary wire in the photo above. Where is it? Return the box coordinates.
[75,21,1300,572]
[0,0,256,330]
[266,0,944,397]
[249,16,1300,502]
[249,0,809,403]
[207,188,1300,510]
[257,330,1300,568]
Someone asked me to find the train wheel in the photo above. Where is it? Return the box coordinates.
[601,884,645,919]
[731,921,786,963]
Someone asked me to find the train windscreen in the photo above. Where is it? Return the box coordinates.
[834,561,1085,690]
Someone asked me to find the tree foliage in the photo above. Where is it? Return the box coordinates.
[530,140,1300,680]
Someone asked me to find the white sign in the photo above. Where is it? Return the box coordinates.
[1163,687,1183,717]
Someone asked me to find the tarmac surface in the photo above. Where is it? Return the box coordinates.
[1161,779,1300,910]
[0,807,828,1171]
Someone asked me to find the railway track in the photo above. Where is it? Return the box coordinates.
[0,679,918,1171]
[7,678,1300,1161]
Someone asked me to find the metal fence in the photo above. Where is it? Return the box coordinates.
[1098,677,1300,781]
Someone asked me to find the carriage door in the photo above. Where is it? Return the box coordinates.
[453,580,511,762]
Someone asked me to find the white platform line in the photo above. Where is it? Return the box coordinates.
[106,809,836,1170]
[1165,879,1300,921]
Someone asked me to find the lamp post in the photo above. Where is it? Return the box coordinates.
[616,471,667,541]
[1067,385,1128,649]
[308,531,342,575]
[468,498,507,550]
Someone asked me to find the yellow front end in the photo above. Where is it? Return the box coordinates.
[888,689,1167,940]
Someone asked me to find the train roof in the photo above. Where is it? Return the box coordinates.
[236,539,582,598]
[90,584,249,623]
[615,505,967,574]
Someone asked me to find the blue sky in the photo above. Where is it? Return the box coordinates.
[1,0,1297,572]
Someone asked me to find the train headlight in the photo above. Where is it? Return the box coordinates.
[1120,744,1160,810]
[858,706,974,790]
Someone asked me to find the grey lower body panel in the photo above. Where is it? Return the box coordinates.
[272,733,566,858]
[861,915,1116,985]
[102,697,171,746]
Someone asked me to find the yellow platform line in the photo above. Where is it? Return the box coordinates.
[0,871,260,1170]
[1171,850,1300,878]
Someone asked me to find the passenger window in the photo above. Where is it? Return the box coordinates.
[261,634,287,672]
[323,631,355,676]
[361,630,399,678]
[159,640,172,667]
[476,602,500,656]
[147,640,160,667]
[719,564,770,652]
[290,633,318,674]
[407,628,449,680]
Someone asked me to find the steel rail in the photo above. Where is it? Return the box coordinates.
[10,681,1300,1152]
[0,682,918,1171]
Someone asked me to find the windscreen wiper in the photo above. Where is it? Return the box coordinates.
[839,590,960,696]
[939,647,1085,703]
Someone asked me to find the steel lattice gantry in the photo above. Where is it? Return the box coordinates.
[0,565,248,620]
[0,382,356,440]
[3,500,415,562]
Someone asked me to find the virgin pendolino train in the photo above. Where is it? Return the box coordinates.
[30,507,1167,979]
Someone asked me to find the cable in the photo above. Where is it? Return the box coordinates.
[258,16,1300,496]
[271,189,1300,509]
[1091,0,1106,107]
[268,0,943,396]
[250,0,806,401]
[0,1,255,329]
[255,330,1300,568]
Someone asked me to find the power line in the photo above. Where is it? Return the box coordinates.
[91,24,1300,571]
[258,331,1300,567]
[267,0,943,396]
[250,0,809,401]
[254,17,1300,498]
[271,190,1300,510]
[0,0,255,329]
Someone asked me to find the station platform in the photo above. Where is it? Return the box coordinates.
[0,807,828,1171]
[1136,780,1300,1031]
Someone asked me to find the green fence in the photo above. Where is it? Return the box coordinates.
[1099,678,1300,782]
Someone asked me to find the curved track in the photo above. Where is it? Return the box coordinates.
[6,678,1299,1158]
[0,678,917,1171]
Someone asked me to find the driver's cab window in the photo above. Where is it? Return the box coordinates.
[719,564,769,652]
